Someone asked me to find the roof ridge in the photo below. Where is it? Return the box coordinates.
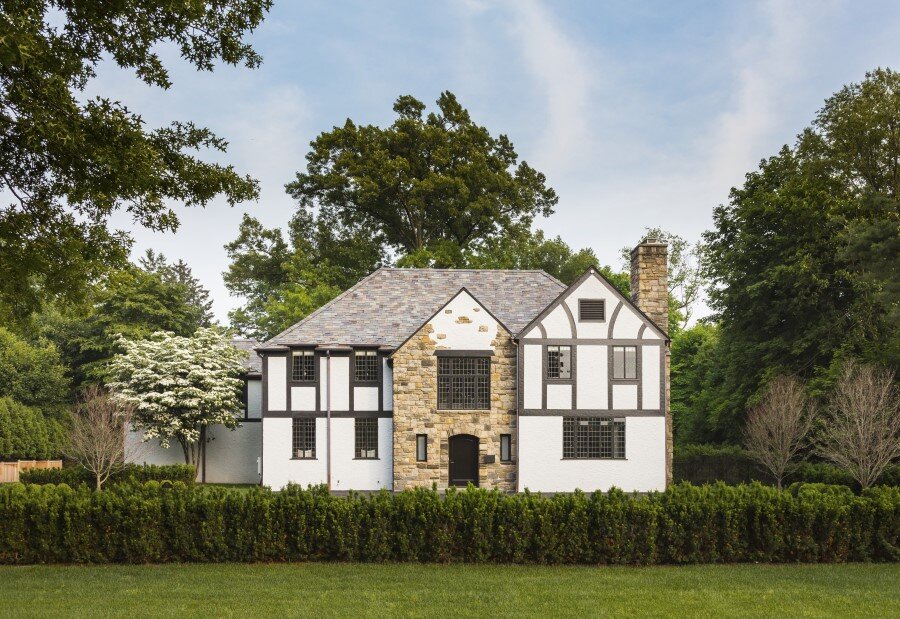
[380,267,553,273]
[263,267,388,345]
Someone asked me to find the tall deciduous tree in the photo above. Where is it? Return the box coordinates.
[286,92,558,266]
[743,375,817,489]
[0,1,270,320]
[817,361,900,489]
[140,250,215,327]
[702,69,900,437]
[107,328,245,468]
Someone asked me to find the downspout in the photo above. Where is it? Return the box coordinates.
[326,349,332,491]
[515,339,520,493]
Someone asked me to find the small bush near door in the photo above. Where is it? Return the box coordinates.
[0,482,897,565]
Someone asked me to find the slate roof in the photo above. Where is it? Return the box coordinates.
[231,338,263,374]
[264,268,566,349]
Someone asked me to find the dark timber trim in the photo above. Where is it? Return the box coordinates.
[521,408,664,417]
[433,349,494,357]
[515,266,670,341]
[606,301,624,338]
[267,410,392,419]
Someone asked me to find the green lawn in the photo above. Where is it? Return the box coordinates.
[0,563,897,618]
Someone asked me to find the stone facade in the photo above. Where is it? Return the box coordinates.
[631,238,673,486]
[392,322,517,492]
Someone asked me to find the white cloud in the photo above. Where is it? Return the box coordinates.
[505,0,593,170]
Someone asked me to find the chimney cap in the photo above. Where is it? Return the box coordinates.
[640,236,667,246]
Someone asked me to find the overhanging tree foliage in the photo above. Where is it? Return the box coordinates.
[107,328,245,468]
[0,0,270,321]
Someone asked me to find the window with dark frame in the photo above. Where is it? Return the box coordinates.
[546,345,572,379]
[500,434,512,462]
[578,299,606,321]
[437,356,490,410]
[612,345,637,379]
[354,349,379,382]
[291,350,315,382]
[355,418,378,459]
[416,434,427,461]
[562,417,625,459]
[292,417,316,459]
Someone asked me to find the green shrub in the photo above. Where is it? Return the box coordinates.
[0,482,897,565]
[0,397,66,460]
[19,464,196,487]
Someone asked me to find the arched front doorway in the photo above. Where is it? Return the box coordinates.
[449,434,479,487]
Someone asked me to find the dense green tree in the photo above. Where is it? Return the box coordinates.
[0,327,69,415]
[140,250,215,327]
[702,68,900,441]
[0,397,66,460]
[44,263,207,386]
[0,0,269,321]
[669,323,727,444]
[285,92,558,267]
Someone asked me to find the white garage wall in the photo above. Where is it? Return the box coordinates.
[331,418,393,491]
[353,387,380,411]
[518,416,666,492]
[320,356,349,411]
[290,386,316,411]
[262,417,327,490]
[267,356,287,411]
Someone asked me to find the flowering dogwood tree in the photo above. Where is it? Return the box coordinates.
[107,328,245,468]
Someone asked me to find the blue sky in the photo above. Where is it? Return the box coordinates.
[98,0,900,322]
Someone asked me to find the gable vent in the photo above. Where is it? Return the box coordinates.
[578,299,606,322]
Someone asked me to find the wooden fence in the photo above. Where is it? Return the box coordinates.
[0,460,62,483]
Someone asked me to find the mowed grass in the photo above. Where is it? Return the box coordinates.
[1,562,898,618]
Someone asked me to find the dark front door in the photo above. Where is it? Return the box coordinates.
[449,434,479,487]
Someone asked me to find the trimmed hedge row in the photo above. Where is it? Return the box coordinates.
[19,464,196,487]
[1,482,897,565]
[673,444,900,488]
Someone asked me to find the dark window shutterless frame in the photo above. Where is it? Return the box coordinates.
[546,345,572,380]
[500,434,512,462]
[611,345,637,380]
[437,357,490,410]
[353,349,379,383]
[291,350,315,382]
[292,417,316,459]
[562,417,625,459]
[355,418,378,459]
[416,434,427,461]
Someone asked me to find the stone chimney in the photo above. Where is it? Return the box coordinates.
[631,237,672,487]
[630,238,668,334]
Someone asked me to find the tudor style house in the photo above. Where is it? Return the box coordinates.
[256,239,672,493]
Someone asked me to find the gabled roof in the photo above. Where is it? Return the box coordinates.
[231,338,262,374]
[515,266,670,341]
[265,268,565,349]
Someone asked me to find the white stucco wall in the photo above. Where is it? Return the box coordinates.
[126,421,262,484]
[518,416,666,492]
[541,305,572,338]
[331,417,393,491]
[354,386,380,411]
[563,276,617,339]
[523,344,542,409]
[262,416,392,491]
[612,309,643,339]
[382,358,393,411]
[546,384,572,409]
[290,386,316,411]
[612,384,638,409]
[641,345,661,410]
[319,356,350,411]
[426,290,503,349]
[267,355,287,411]
[247,379,262,419]
[576,345,607,409]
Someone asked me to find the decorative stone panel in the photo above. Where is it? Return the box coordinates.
[392,321,517,492]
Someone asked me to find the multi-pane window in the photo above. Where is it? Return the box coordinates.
[612,346,637,380]
[500,434,512,462]
[416,434,428,462]
[437,357,490,410]
[355,418,378,459]
[292,417,316,459]
[546,345,572,379]
[292,350,315,382]
[562,417,625,459]
[354,350,379,382]
[579,299,606,321]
